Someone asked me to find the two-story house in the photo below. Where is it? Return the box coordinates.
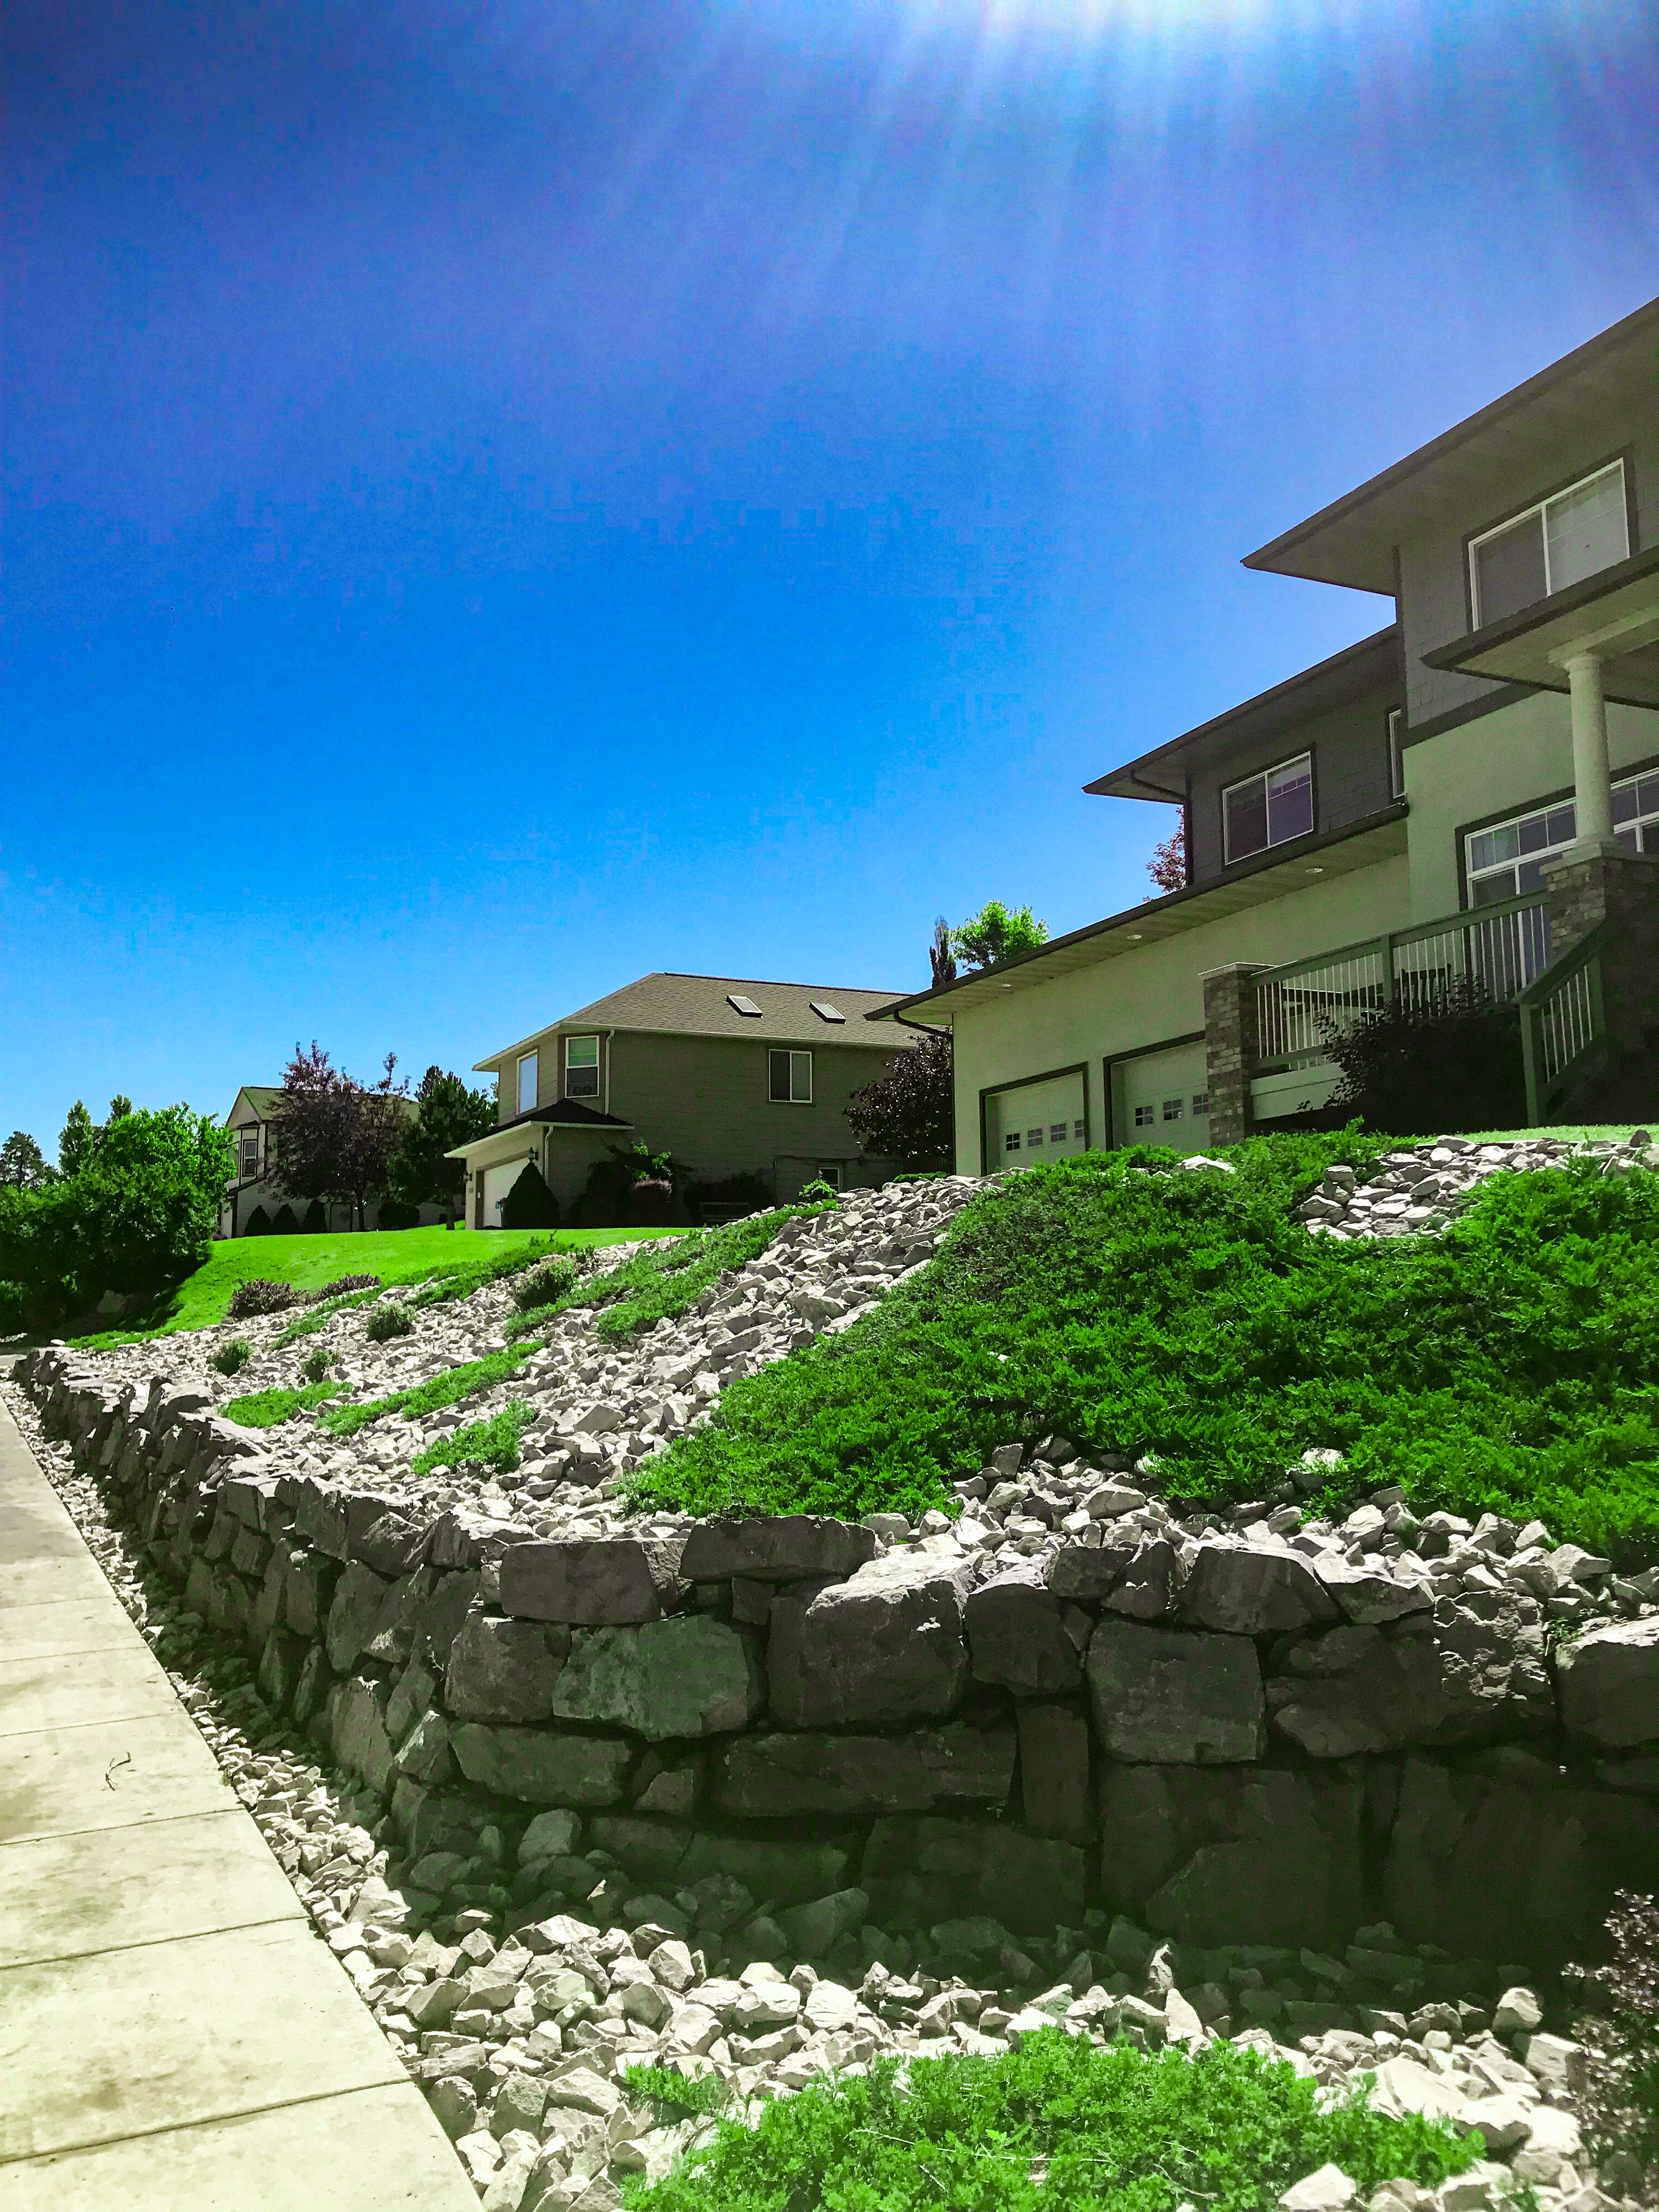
[218,1085,424,1236]
[873,296,1659,1163]
[450,970,913,1226]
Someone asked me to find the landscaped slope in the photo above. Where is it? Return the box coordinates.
[633,1137,1659,1556]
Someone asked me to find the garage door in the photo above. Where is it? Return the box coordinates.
[483,1160,531,1226]
[986,1070,1088,1170]
[1114,1043,1212,1154]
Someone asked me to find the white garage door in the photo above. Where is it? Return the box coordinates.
[483,1160,530,1225]
[986,1070,1087,1169]
[1115,1043,1212,1154]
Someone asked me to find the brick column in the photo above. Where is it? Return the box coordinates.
[1542,843,1659,1059]
[1200,963,1268,1148]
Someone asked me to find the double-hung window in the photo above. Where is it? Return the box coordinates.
[1222,752,1314,864]
[563,1036,600,1099]
[769,1048,812,1103]
[516,1052,539,1115]
[1469,461,1628,627]
[240,1131,259,1178]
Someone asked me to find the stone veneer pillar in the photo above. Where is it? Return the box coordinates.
[1200,963,1268,1149]
[1541,843,1659,1082]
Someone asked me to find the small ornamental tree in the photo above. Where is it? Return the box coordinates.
[58,1101,98,1178]
[500,1161,561,1230]
[844,1030,954,1171]
[0,1132,52,1189]
[267,1043,410,1231]
[386,1065,497,1227]
[950,900,1047,972]
[1146,819,1187,898]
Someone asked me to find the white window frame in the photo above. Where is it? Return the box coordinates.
[516,1052,539,1116]
[563,1036,600,1099]
[1222,751,1314,865]
[239,1130,259,1178]
[1468,460,1629,627]
[1468,769,1659,904]
[1387,708,1406,800]
[769,1048,812,1104]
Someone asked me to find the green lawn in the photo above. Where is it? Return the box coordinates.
[70,1224,684,1346]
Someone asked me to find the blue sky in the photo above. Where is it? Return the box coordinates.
[4,0,1657,1150]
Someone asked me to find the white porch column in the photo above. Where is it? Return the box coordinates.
[1563,648,1614,846]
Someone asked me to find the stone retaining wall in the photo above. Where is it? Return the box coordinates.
[25,1347,1659,1995]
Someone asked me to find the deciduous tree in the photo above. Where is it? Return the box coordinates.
[268,1043,410,1231]
[386,1065,498,1226]
[950,900,1047,972]
[1146,820,1187,898]
[844,1030,954,1171]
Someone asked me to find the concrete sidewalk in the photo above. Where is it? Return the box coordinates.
[0,1396,476,2210]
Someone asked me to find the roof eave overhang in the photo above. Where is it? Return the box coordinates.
[872,805,1410,1023]
[1240,297,1659,594]
[1421,548,1659,703]
[1083,627,1400,800]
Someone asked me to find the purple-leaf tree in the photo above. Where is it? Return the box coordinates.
[268,1043,410,1231]
[844,1030,954,1172]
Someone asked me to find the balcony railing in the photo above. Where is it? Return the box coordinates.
[1520,917,1609,1124]
[1254,889,1553,1071]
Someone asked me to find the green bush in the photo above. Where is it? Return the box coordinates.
[244,1205,272,1236]
[223,1380,343,1427]
[548,1206,825,1345]
[210,1338,253,1376]
[271,1204,300,1234]
[302,1200,327,1233]
[226,1277,298,1321]
[301,1348,332,1383]
[410,1400,531,1478]
[376,1195,420,1229]
[500,1162,561,1231]
[630,1139,1659,1555]
[0,1104,232,1327]
[320,1344,534,1438]
[621,2030,1472,2212]
[1321,979,1526,1136]
[364,1300,416,1342]
[512,1254,582,1311]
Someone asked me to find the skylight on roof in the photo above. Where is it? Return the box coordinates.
[809,1000,846,1024]
[727,994,763,1017]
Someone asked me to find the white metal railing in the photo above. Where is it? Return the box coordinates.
[1536,961,1597,1084]
[1254,890,1552,1068]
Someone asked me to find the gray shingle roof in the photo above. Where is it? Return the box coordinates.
[475,972,909,1066]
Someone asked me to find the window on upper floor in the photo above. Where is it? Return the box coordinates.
[1222,752,1314,864]
[564,1036,600,1099]
[1469,460,1629,628]
[1387,708,1406,800]
[517,1052,539,1115]
[239,1130,259,1178]
[769,1048,812,1103]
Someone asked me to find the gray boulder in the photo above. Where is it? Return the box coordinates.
[331,1673,398,1795]
[1102,1536,1180,1621]
[1421,1599,1555,1743]
[1554,1617,1659,1748]
[768,1545,971,1726]
[1017,1701,1091,1843]
[1312,1558,1435,1624]
[966,1562,1081,1695]
[550,1617,765,1742]
[1086,1617,1265,1764]
[445,1615,569,1723]
[861,1815,1085,1936]
[449,1722,635,1805]
[711,1720,1015,1817]
[1179,1542,1342,1636]
[324,1561,393,1673]
[1098,1760,1365,1952]
[1267,1623,1447,1757]
[678,1516,875,1583]
[498,1537,688,1625]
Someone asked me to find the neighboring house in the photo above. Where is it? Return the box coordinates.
[874,297,1659,1164]
[218,1085,424,1237]
[451,972,913,1227]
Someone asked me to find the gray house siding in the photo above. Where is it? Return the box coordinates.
[1188,680,1401,885]
[1400,411,1659,737]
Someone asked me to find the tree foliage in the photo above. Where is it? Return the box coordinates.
[844,1031,953,1171]
[1567,1891,1659,2195]
[0,1105,232,1325]
[951,899,1047,970]
[58,1101,98,1178]
[1146,819,1187,898]
[386,1065,497,1223]
[928,914,957,988]
[0,1132,52,1189]
[268,1042,410,1230]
